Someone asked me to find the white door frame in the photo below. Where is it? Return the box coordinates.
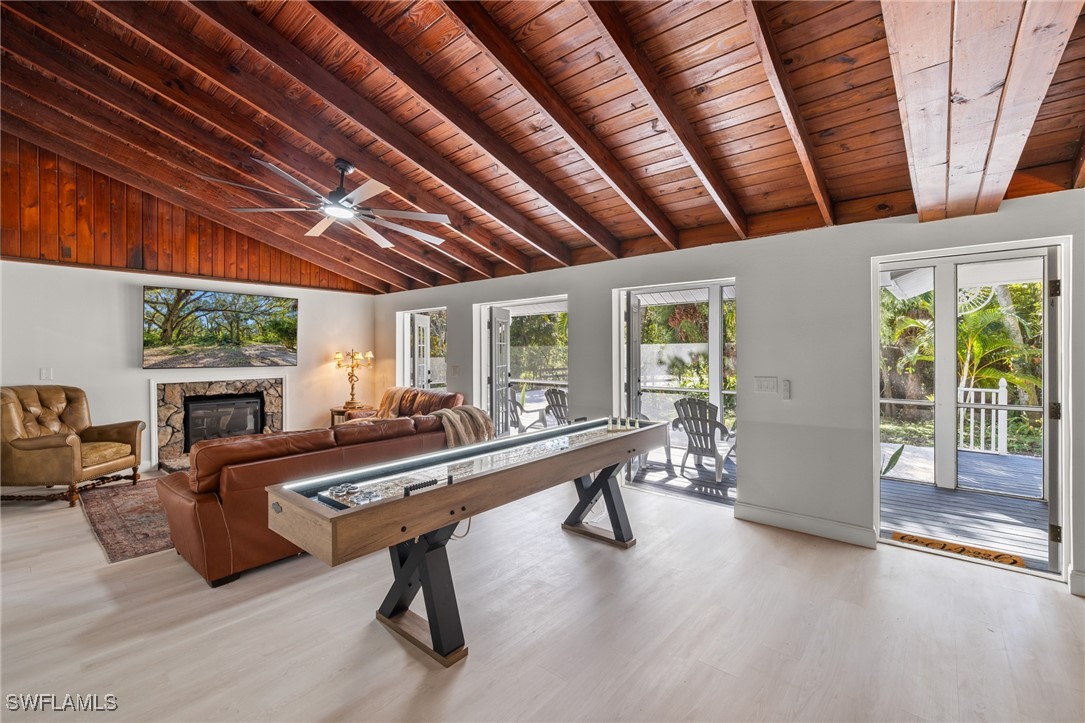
[617,279,736,420]
[475,294,569,419]
[871,237,1070,579]
[395,306,444,387]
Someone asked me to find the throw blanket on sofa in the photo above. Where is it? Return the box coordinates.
[432,406,495,448]
[376,386,409,419]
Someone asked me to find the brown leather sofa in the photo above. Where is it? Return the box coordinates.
[1,385,145,506]
[344,387,464,422]
[157,415,448,586]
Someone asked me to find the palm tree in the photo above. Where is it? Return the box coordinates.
[956,306,1040,397]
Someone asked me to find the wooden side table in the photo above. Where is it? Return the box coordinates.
[330,406,375,426]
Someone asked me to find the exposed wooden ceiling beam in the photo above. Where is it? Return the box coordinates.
[0,93,391,293]
[1073,128,1085,188]
[0,79,415,290]
[947,1,1025,217]
[183,0,573,267]
[308,1,620,260]
[581,0,748,239]
[882,0,952,222]
[740,0,833,226]
[884,0,1082,221]
[975,0,1084,213]
[441,1,678,251]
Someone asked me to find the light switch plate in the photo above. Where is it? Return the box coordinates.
[754,376,778,393]
[781,380,791,400]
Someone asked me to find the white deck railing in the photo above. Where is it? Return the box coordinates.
[957,378,1008,454]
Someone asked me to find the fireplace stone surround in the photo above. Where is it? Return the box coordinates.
[156,378,283,471]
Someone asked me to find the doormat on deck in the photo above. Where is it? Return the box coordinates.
[81,480,173,563]
[890,532,1025,567]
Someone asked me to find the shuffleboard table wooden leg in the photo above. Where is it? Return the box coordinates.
[561,462,637,548]
[376,522,468,667]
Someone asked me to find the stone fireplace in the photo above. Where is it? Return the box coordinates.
[156,378,283,471]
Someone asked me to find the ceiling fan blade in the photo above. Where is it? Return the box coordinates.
[304,216,338,237]
[363,215,446,245]
[349,217,395,248]
[251,157,327,201]
[196,174,312,202]
[366,208,451,224]
[231,207,313,213]
[341,178,389,207]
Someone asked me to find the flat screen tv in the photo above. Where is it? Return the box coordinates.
[143,286,298,369]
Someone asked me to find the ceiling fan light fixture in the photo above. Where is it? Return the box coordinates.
[323,204,354,219]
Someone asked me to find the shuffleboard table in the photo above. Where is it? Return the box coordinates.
[267,418,666,666]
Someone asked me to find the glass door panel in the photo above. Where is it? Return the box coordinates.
[490,307,511,436]
[879,267,935,483]
[720,288,737,431]
[955,257,1045,499]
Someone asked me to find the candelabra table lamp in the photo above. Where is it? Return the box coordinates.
[334,349,374,409]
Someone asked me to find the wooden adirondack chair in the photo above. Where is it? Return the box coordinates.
[544,387,570,425]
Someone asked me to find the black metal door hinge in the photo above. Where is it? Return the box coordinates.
[1050,402,1062,420]
[1050,524,1062,543]
[1050,279,1061,297]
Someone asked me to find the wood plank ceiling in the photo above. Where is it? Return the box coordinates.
[1,1,1083,294]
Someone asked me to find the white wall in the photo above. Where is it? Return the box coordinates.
[0,262,373,466]
[370,189,1084,591]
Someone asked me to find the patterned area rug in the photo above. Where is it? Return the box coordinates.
[891,532,1025,567]
[81,480,173,563]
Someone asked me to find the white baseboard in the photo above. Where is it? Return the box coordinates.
[1070,569,1085,597]
[734,501,877,549]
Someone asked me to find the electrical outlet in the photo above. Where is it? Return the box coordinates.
[754,376,778,394]
[39,367,54,380]
[781,380,791,400]
[451,365,460,377]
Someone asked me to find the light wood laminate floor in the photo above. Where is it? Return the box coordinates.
[2,480,1082,722]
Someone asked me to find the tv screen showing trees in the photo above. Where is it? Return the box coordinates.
[143,287,298,369]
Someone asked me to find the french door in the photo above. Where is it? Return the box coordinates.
[489,306,511,436]
[878,247,1061,572]
[412,313,431,389]
[623,282,737,492]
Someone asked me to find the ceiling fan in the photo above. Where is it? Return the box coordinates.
[199,158,448,247]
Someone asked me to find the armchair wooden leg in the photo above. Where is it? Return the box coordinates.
[131,467,140,486]
[68,482,79,507]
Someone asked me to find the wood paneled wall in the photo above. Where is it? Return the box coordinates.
[0,133,369,292]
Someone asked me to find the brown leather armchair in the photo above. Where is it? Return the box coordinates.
[1,385,145,506]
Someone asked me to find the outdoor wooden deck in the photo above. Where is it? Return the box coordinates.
[879,479,1049,570]
[630,441,1049,571]
[630,448,736,506]
[881,444,1044,497]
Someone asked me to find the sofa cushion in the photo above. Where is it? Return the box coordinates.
[398,388,464,416]
[190,428,336,494]
[412,414,443,433]
[333,417,416,447]
[81,441,131,467]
